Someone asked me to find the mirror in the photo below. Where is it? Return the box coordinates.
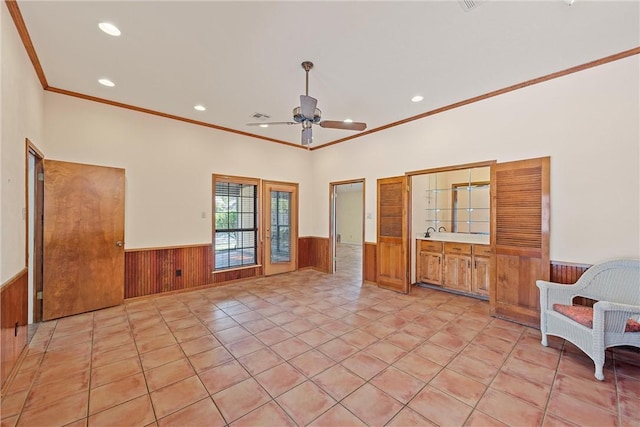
[412,166,490,235]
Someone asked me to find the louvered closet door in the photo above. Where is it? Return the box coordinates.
[376,176,409,294]
[490,157,550,326]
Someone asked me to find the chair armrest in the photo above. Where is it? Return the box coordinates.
[536,280,578,310]
[593,301,640,333]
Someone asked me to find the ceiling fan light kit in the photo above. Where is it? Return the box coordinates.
[247,61,367,146]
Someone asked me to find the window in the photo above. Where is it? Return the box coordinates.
[213,176,258,270]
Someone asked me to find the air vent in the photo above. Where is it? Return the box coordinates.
[458,0,485,12]
[250,112,271,120]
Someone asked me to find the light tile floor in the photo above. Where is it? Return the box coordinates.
[2,258,639,426]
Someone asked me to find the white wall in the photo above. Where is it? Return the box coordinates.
[5,0,637,270]
[336,188,363,245]
[43,93,314,249]
[1,2,45,283]
[311,56,640,265]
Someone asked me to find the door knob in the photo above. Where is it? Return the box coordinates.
[116,241,124,247]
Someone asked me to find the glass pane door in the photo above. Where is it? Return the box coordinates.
[263,181,298,276]
[270,190,291,263]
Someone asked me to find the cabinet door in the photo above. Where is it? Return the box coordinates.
[472,256,490,296]
[444,254,471,292]
[419,251,442,285]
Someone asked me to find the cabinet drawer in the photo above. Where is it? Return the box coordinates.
[444,242,472,255]
[474,244,492,257]
[420,240,443,252]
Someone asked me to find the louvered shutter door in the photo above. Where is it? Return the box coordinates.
[377,176,409,293]
[490,157,550,326]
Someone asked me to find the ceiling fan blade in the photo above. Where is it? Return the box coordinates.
[319,121,367,131]
[246,121,297,126]
[300,95,318,120]
[301,127,313,146]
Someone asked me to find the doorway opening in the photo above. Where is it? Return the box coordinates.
[330,180,364,283]
[26,140,44,326]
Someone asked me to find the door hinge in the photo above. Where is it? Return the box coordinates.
[36,291,43,300]
[37,172,44,182]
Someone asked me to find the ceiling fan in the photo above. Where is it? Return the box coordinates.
[247,61,367,146]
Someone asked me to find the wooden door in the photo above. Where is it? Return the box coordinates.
[263,181,298,276]
[376,176,409,293]
[490,157,550,327]
[43,160,125,320]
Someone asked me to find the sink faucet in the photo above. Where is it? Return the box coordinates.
[438,226,446,232]
[425,227,436,238]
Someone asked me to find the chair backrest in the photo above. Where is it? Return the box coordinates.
[575,259,640,305]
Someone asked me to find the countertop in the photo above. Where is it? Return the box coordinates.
[417,232,490,245]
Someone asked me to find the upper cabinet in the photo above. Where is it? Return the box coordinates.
[413,166,490,237]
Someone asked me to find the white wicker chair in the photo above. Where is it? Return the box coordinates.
[536,259,640,380]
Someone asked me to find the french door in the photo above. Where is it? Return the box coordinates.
[263,181,298,276]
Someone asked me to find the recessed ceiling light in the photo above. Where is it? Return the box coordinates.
[98,22,121,37]
[411,95,424,103]
[194,105,206,111]
[98,78,115,87]
[343,119,353,123]
[259,124,269,128]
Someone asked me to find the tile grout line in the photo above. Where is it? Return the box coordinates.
[539,338,566,426]
[12,318,59,426]
[125,301,161,425]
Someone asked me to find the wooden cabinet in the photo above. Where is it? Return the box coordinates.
[416,240,491,298]
[472,244,491,296]
[417,240,442,285]
[443,243,472,292]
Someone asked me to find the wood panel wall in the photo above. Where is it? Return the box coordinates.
[550,261,591,284]
[126,238,321,299]
[298,237,330,273]
[125,245,212,298]
[1,269,28,392]
[213,266,262,285]
[550,260,593,306]
[364,242,377,283]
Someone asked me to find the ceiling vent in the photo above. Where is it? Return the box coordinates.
[250,112,271,120]
[458,0,486,12]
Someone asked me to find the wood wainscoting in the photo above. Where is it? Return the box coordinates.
[364,242,377,283]
[550,260,591,284]
[1,269,28,392]
[298,237,331,273]
[550,260,592,306]
[212,266,262,285]
[125,245,212,298]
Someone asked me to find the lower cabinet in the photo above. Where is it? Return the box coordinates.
[472,245,491,297]
[443,243,472,292]
[419,251,442,285]
[417,240,491,298]
[417,240,443,286]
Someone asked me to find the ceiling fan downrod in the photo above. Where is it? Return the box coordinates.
[301,61,313,96]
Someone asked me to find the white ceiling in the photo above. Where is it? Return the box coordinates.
[16,0,640,147]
